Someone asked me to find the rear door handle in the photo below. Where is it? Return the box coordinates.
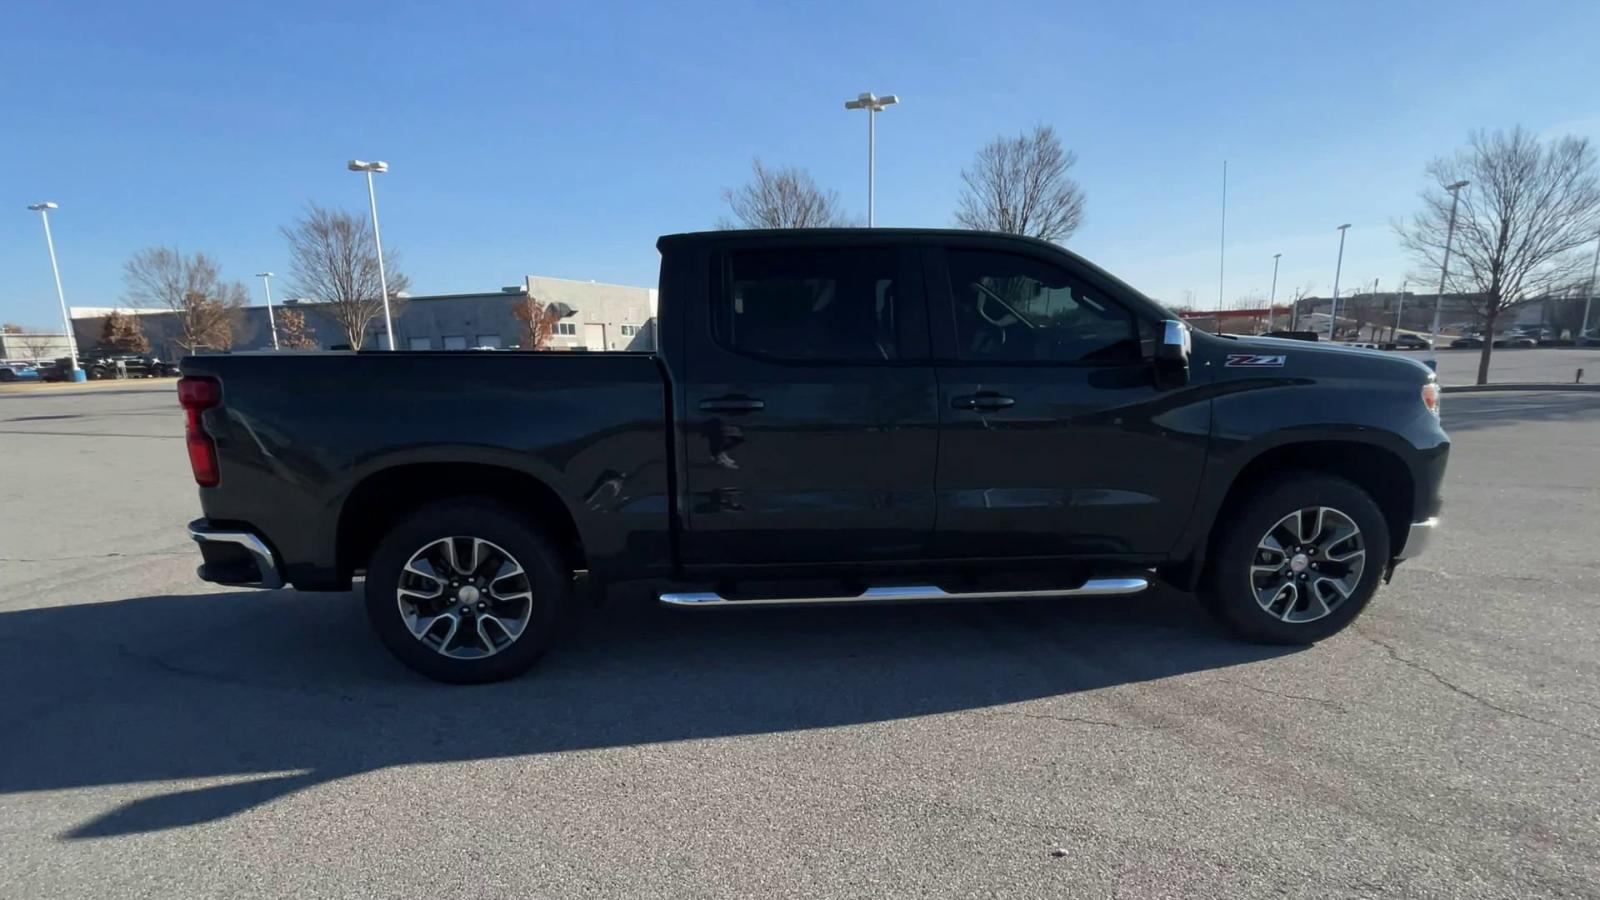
[699,396,766,413]
[950,393,1015,411]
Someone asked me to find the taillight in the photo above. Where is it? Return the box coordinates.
[178,376,221,486]
[1421,382,1440,416]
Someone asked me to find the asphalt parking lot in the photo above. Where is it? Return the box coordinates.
[2,379,1597,899]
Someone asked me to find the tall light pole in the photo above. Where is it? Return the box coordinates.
[1428,180,1470,362]
[843,92,898,227]
[348,159,395,350]
[26,202,81,379]
[1328,224,1351,341]
[256,272,279,350]
[1218,161,1227,311]
[1392,279,1408,343]
[1267,252,1281,331]
[1580,233,1600,342]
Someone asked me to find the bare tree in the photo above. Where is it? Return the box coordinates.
[282,204,411,348]
[955,124,1086,242]
[276,308,319,350]
[1399,128,1600,383]
[123,247,245,353]
[718,159,853,229]
[16,331,60,361]
[2,323,22,334]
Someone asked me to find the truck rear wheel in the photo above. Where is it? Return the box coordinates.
[364,500,569,683]
[1202,472,1390,644]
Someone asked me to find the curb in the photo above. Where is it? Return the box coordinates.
[1441,383,1600,394]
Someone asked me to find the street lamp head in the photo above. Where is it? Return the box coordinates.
[27,202,59,211]
[1337,223,1351,231]
[348,160,389,173]
[256,272,274,278]
[1446,180,1469,192]
[1273,253,1282,260]
[844,92,898,112]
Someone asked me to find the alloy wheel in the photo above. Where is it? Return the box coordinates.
[1249,506,1366,624]
[395,536,534,659]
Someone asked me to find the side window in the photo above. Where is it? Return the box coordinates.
[946,249,1139,363]
[719,248,898,362]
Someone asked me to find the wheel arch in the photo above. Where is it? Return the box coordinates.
[1166,437,1416,590]
[336,461,587,583]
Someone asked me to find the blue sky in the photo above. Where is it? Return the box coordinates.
[5,0,1600,328]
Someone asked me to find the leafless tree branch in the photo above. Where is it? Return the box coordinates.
[955,125,1086,243]
[281,204,411,348]
[1397,127,1600,382]
[718,159,854,229]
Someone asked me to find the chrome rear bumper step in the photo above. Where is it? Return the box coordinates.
[659,576,1149,608]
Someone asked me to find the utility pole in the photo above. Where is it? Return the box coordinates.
[1329,224,1351,341]
[1267,253,1281,331]
[1428,180,1470,368]
[1581,233,1600,342]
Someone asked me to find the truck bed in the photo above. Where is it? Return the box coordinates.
[181,351,672,589]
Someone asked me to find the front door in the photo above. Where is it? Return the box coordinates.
[679,240,938,567]
[927,243,1209,560]
[583,322,608,351]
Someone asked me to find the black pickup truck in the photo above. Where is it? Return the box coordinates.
[181,229,1448,683]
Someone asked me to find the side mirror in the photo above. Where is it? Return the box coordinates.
[1154,319,1190,387]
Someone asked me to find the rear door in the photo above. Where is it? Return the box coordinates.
[678,238,938,567]
[927,241,1208,560]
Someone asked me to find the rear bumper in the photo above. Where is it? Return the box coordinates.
[1395,517,1439,561]
[188,519,285,589]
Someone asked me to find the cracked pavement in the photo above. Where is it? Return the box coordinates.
[2,381,1598,899]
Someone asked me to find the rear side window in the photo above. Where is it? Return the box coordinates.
[717,248,899,362]
[946,249,1139,363]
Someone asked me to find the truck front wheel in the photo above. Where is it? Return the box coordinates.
[1202,473,1390,644]
[364,500,569,683]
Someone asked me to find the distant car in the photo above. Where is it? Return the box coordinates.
[1493,336,1537,349]
[1449,336,1483,349]
[0,362,40,383]
[77,352,175,379]
[1391,334,1432,350]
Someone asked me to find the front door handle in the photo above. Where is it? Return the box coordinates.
[699,396,766,413]
[951,393,1015,411]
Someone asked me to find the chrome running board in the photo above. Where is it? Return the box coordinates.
[659,577,1149,608]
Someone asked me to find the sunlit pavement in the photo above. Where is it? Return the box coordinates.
[2,385,1597,898]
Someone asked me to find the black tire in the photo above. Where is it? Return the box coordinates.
[1201,471,1390,644]
[364,500,570,683]
[0,370,14,383]
[88,366,107,380]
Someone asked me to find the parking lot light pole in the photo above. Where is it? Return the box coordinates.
[1393,279,1408,343]
[1267,253,1281,331]
[26,202,82,380]
[256,272,279,350]
[843,92,898,227]
[1329,224,1351,341]
[1427,180,1470,364]
[1581,233,1600,342]
[347,160,395,350]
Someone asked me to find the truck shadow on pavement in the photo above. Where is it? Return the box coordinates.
[0,587,1292,839]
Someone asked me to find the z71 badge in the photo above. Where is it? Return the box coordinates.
[1225,353,1287,368]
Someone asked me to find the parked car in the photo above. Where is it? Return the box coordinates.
[1391,334,1432,350]
[179,228,1449,684]
[73,352,177,379]
[1492,335,1537,349]
[0,361,40,382]
[1449,336,1484,349]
